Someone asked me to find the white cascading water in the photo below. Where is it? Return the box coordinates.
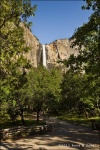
[42,44,47,68]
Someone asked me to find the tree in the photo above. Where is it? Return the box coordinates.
[26,66,62,122]
[45,68,62,114]
[61,70,82,113]
[0,0,37,81]
[0,0,37,123]
[62,0,100,116]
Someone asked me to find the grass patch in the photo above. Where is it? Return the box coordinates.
[0,113,45,129]
[57,114,100,127]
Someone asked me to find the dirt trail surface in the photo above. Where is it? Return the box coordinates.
[0,117,100,150]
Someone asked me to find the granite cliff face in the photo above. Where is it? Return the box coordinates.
[20,23,42,68]
[45,39,78,69]
[22,24,78,69]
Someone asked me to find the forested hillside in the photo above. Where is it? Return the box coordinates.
[0,0,99,128]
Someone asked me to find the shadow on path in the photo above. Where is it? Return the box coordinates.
[0,118,100,150]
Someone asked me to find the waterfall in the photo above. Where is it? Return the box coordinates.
[42,44,47,67]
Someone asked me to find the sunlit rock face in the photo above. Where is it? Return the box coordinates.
[45,39,78,69]
[20,23,42,68]
[21,24,78,69]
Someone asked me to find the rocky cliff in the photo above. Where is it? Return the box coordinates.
[22,24,78,69]
[20,23,42,68]
[45,39,78,69]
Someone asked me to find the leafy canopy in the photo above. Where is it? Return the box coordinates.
[0,0,37,117]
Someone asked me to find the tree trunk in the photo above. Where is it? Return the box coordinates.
[91,120,95,130]
[20,108,25,125]
[84,108,89,118]
[37,110,40,123]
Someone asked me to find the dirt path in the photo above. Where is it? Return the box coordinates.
[0,117,100,150]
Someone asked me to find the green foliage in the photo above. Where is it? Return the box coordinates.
[26,66,62,119]
[0,0,37,29]
[0,0,36,122]
[61,71,83,112]
[61,0,100,116]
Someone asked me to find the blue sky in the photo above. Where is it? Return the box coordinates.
[29,1,93,44]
